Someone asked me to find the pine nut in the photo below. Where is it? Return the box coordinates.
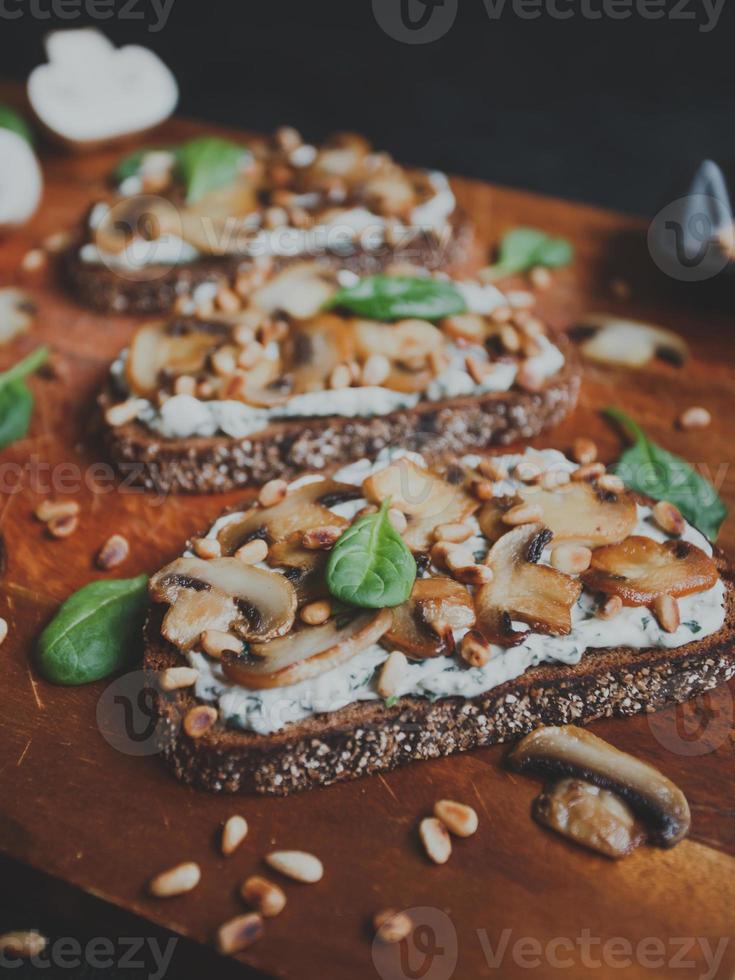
[572,462,606,482]
[0,931,47,958]
[96,533,129,570]
[238,341,265,370]
[465,355,493,384]
[478,457,508,481]
[597,473,625,494]
[539,468,571,491]
[529,266,552,290]
[211,346,238,377]
[300,600,331,626]
[241,876,286,917]
[159,666,199,692]
[378,651,408,699]
[460,630,491,668]
[443,313,486,344]
[452,564,493,586]
[678,406,711,430]
[519,315,546,338]
[361,353,391,386]
[550,544,592,574]
[47,513,79,539]
[435,522,473,544]
[653,595,680,633]
[388,508,407,533]
[259,479,288,508]
[265,850,324,883]
[42,230,71,254]
[222,815,249,856]
[434,799,479,837]
[572,437,598,465]
[275,125,302,151]
[329,363,352,390]
[516,364,544,392]
[514,458,544,483]
[201,630,241,659]
[490,305,512,323]
[302,525,342,550]
[652,500,685,537]
[183,704,218,738]
[0,617,7,646]
[374,909,413,944]
[174,375,197,396]
[470,479,496,501]
[192,536,221,559]
[419,817,452,865]
[35,499,80,522]
[508,290,535,309]
[500,324,521,353]
[148,861,201,898]
[216,286,242,314]
[598,595,623,620]
[104,398,145,427]
[502,503,543,526]
[235,538,268,565]
[21,248,46,272]
[215,913,264,955]
[444,545,476,571]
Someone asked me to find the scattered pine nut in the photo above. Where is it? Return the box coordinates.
[104,398,145,427]
[678,406,711,431]
[183,704,218,738]
[192,536,221,559]
[216,287,242,314]
[598,595,623,620]
[211,346,238,377]
[0,931,47,958]
[21,248,46,272]
[500,324,521,353]
[96,533,129,570]
[148,861,201,898]
[235,538,269,565]
[201,630,242,659]
[502,503,543,526]
[302,525,342,550]
[159,666,199,692]
[300,600,331,626]
[572,461,606,482]
[652,500,685,537]
[444,544,476,572]
[572,437,598,466]
[238,341,265,370]
[222,815,249,856]
[478,457,508,481]
[35,499,79,523]
[259,479,288,508]
[419,817,452,865]
[597,473,625,494]
[378,651,408,699]
[374,909,413,944]
[388,508,407,533]
[529,266,552,290]
[434,799,479,838]
[329,363,352,390]
[47,513,79,539]
[550,544,592,574]
[459,630,491,668]
[43,230,72,253]
[435,522,473,544]
[241,876,286,917]
[514,458,544,483]
[0,617,7,647]
[539,468,571,491]
[653,595,680,633]
[215,913,264,955]
[361,353,391,386]
[265,850,324,884]
[452,564,493,586]
[490,305,512,323]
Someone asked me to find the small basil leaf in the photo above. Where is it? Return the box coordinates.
[603,407,727,541]
[485,227,574,279]
[0,104,33,144]
[0,380,33,450]
[174,136,247,204]
[326,501,416,608]
[37,575,149,685]
[326,275,467,321]
[0,345,48,390]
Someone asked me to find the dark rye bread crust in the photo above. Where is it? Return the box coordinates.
[101,338,580,494]
[64,209,474,315]
[144,543,735,797]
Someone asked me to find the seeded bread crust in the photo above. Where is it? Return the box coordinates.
[100,338,580,494]
[143,531,735,796]
[63,209,474,315]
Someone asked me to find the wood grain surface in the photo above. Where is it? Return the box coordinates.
[1,101,735,979]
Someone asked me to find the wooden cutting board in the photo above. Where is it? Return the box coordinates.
[2,99,735,980]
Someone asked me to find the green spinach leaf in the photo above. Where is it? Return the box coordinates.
[603,407,727,541]
[0,104,32,144]
[326,500,416,608]
[37,575,149,685]
[175,136,247,204]
[326,275,467,321]
[0,346,48,450]
[484,227,574,279]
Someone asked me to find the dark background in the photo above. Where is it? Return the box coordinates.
[2,0,734,215]
[1,1,734,976]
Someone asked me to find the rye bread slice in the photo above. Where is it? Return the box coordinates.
[64,208,474,315]
[143,525,735,797]
[100,337,580,494]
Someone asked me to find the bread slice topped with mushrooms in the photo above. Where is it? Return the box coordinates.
[144,446,734,795]
[100,263,580,493]
[64,129,473,315]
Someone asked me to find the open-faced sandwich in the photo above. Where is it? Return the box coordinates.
[65,129,472,314]
[145,447,734,795]
[100,264,579,492]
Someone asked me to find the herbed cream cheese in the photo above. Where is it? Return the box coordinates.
[187,448,727,735]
